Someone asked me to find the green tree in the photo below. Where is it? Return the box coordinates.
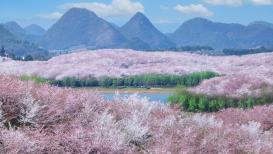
[238,99,246,109]
[246,98,254,108]
[9,53,16,60]
[188,97,198,112]
[198,97,208,111]
[178,95,188,110]
[24,55,34,61]
[99,77,113,87]
[218,98,226,109]
[0,46,6,57]
[208,100,218,112]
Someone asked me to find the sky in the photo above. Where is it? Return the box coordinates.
[0,0,272,33]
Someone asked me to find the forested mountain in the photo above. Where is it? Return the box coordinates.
[170,18,273,49]
[24,24,46,36]
[39,8,127,50]
[0,24,48,59]
[120,12,174,49]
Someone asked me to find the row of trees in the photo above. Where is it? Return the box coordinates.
[223,47,271,56]
[51,72,218,88]
[51,76,99,88]
[0,46,34,61]
[146,45,214,52]
[0,46,6,57]
[21,71,219,88]
[168,88,273,112]
[170,46,214,52]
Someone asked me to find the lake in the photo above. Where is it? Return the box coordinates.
[102,92,171,103]
[79,87,174,103]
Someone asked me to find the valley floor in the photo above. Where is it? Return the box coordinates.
[1,49,273,153]
[0,76,273,153]
[1,49,273,97]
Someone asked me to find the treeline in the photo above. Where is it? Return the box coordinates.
[147,45,214,52]
[169,46,214,52]
[1,45,42,61]
[168,88,273,112]
[223,47,272,56]
[21,71,219,88]
[20,75,50,84]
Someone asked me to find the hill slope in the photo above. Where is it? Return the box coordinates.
[39,8,127,50]
[0,25,48,58]
[0,24,15,40]
[3,21,26,40]
[4,22,45,43]
[121,12,175,49]
[24,24,46,36]
[170,18,273,49]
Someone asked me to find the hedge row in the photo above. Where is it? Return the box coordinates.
[168,88,273,112]
[21,71,219,88]
[96,72,218,88]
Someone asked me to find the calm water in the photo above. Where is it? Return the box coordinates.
[102,92,171,103]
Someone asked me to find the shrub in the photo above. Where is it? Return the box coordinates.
[2,75,273,153]
[21,71,219,88]
[20,75,49,84]
[19,92,43,126]
[169,87,273,112]
[0,101,3,127]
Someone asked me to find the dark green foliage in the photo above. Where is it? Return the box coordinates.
[51,76,99,88]
[188,97,198,112]
[96,71,218,88]
[0,46,6,57]
[48,72,218,88]
[24,55,34,61]
[223,47,271,56]
[246,98,254,108]
[169,88,273,112]
[20,71,218,89]
[20,75,50,84]
[168,46,214,52]
[146,45,215,52]
[198,97,208,112]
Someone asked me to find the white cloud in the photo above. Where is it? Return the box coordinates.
[251,0,273,5]
[60,0,144,17]
[205,0,272,6]
[174,4,213,17]
[36,12,63,20]
[205,0,244,6]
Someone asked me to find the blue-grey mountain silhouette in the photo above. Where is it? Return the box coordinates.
[40,8,127,50]
[170,17,273,49]
[121,12,175,49]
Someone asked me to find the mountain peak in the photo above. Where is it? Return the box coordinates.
[65,8,97,18]
[25,24,43,29]
[134,12,146,18]
[121,12,175,49]
[184,17,212,24]
[24,24,46,36]
[123,12,154,30]
[40,8,126,50]
[130,12,150,23]
[4,21,25,34]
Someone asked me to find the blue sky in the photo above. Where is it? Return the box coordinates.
[0,0,272,32]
